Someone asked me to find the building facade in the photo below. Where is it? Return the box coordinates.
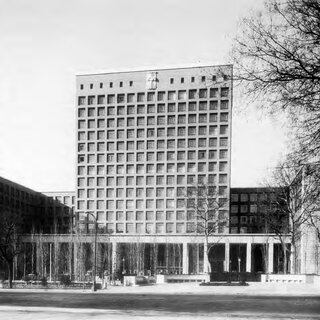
[7,65,316,283]
[75,65,232,236]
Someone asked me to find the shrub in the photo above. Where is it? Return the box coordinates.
[40,277,48,287]
[59,274,71,287]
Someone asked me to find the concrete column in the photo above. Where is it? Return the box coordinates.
[111,241,117,275]
[268,243,274,274]
[246,242,252,273]
[225,242,230,272]
[73,242,78,281]
[36,242,41,276]
[182,242,188,274]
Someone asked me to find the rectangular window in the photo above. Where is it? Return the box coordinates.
[158,91,165,101]
[78,96,86,105]
[157,104,165,113]
[210,101,218,110]
[88,96,95,105]
[147,92,155,101]
[221,100,229,109]
[220,113,229,122]
[168,91,176,101]
[189,90,196,99]
[178,103,186,112]
[137,92,145,102]
[117,94,125,103]
[210,88,218,98]
[127,93,135,103]
[188,102,196,111]
[178,90,187,100]
[221,87,229,97]
[199,89,207,98]
[98,95,105,104]
[78,108,85,117]
[107,95,115,104]
[178,127,186,136]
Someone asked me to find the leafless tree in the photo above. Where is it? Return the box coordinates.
[0,210,23,288]
[186,184,228,273]
[232,0,320,160]
[261,159,320,273]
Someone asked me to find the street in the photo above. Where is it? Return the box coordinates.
[0,290,319,319]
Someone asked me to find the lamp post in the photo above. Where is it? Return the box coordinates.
[122,257,125,274]
[87,212,98,292]
[238,257,241,282]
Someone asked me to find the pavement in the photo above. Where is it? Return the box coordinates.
[0,284,319,320]
[1,281,320,296]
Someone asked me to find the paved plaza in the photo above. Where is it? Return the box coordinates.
[0,283,319,319]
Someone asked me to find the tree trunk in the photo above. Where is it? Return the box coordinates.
[204,236,211,274]
[6,260,13,289]
[281,242,287,275]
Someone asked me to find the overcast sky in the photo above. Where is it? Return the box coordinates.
[0,0,288,192]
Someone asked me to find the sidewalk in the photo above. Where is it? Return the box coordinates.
[1,282,320,296]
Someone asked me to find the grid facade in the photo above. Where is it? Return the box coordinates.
[76,65,232,235]
[229,188,285,234]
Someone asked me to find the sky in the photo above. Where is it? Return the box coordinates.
[0,0,288,192]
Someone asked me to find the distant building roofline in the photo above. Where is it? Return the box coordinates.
[76,64,233,77]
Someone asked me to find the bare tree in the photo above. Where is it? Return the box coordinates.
[186,184,228,274]
[0,210,23,288]
[232,0,320,160]
[261,159,320,273]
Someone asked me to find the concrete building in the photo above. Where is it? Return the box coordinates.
[0,176,75,280]
[70,65,290,280]
[75,65,232,235]
[7,65,317,284]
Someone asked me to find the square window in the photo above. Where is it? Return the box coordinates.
[177,139,185,148]
[98,95,105,105]
[188,127,196,136]
[136,223,144,233]
[210,88,218,98]
[157,104,165,113]
[146,223,153,234]
[210,101,218,110]
[168,91,176,100]
[127,105,135,114]
[147,104,155,113]
[220,113,229,122]
[178,103,186,112]
[158,91,165,101]
[178,127,186,136]
[127,93,135,103]
[107,95,115,104]
[147,92,155,101]
[177,151,185,160]
[156,211,164,220]
[189,89,197,99]
[137,92,145,102]
[156,223,164,233]
[178,90,186,100]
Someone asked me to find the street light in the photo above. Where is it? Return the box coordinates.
[122,257,125,275]
[87,212,98,292]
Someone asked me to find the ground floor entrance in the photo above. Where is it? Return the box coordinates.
[0,234,293,283]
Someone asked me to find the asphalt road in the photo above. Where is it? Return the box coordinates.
[0,291,319,319]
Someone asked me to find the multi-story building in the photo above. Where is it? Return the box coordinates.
[73,65,235,276]
[5,64,311,283]
[76,65,232,236]
[0,176,75,280]
[230,187,288,234]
